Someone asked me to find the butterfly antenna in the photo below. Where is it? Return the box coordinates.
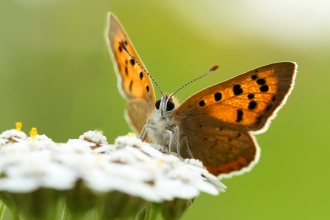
[118,41,164,95]
[169,65,220,99]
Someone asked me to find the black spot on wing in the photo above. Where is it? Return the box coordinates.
[214,92,222,101]
[260,85,269,92]
[248,94,254,99]
[233,84,243,95]
[236,109,243,122]
[130,58,135,66]
[272,96,277,102]
[248,101,257,110]
[257,78,266,85]
[251,75,258,80]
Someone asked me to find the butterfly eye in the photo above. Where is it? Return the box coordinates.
[166,100,175,111]
[155,100,161,110]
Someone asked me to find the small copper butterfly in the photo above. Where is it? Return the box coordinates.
[106,13,297,178]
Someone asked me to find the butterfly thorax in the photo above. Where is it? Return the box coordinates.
[145,95,178,149]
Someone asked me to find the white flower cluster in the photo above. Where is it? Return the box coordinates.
[0,129,27,145]
[0,129,226,202]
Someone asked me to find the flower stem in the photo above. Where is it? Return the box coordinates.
[59,203,70,220]
[0,201,6,220]
[13,212,21,220]
[144,203,160,220]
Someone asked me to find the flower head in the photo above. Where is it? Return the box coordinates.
[0,123,27,145]
[0,128,226,219]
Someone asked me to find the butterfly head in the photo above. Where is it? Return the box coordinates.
[155,95,176,117]
[153,65,220,117]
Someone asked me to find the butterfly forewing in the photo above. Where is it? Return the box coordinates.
[175,62,297,132]
[106,13,156,133]
[106,13,156,109]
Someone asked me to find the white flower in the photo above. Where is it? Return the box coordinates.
[78,130,108,148]
[0,129,27,145]
[0,129,226,219]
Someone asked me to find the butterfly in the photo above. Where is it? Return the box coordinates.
[106,12,297,178]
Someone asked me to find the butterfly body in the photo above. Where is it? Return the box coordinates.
[106,13,297,178]
[140,95,180,153]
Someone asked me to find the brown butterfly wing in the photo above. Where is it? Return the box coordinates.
[175,62,297,177]
[125,99,150,134]
[178,117,260,178]
[106,13,156,133]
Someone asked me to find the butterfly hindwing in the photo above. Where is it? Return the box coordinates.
[125,99,150,134]
[177,117,260,177]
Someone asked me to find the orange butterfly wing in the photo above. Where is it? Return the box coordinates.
[106,13,156,133]
[174,62,297,177]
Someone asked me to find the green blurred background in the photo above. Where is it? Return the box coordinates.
[0,0,329,219]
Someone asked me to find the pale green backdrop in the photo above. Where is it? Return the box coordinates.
[0,0,329,219]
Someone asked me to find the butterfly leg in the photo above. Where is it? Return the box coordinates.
[172,127,193,159]
[171,126,191,160]
[140,124,178,155]
[139,124,156,142]
[184,136,194,158]
[139,125,148,141]
[140,125,173,153]
[166,129,174,154]
[173,126,181,156]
